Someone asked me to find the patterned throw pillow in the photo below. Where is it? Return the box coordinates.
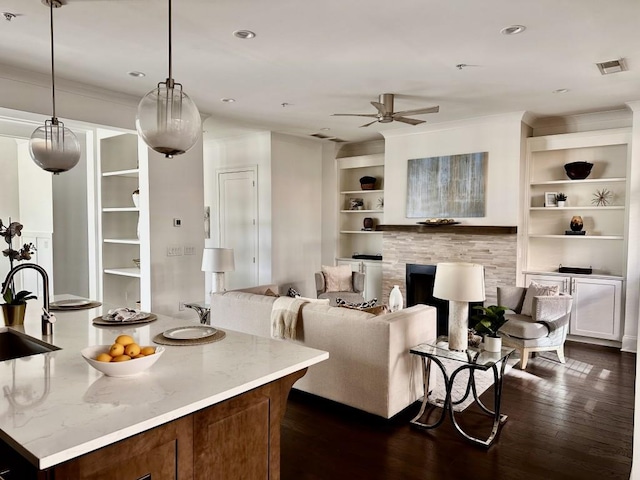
[336,298,378,309]
[287,287,301,298]
[521,281,559,316]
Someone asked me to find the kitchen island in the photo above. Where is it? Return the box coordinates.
[0,300,328,479]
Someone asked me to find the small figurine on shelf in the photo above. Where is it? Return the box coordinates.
[592,188,612,206]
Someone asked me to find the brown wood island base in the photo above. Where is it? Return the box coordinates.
[1,369,306,480]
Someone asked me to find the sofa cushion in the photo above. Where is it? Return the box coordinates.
[521,282,559,316]
[322,264,353,292]
[500,313,549,340]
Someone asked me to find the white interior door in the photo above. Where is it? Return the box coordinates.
[218,168,258,289]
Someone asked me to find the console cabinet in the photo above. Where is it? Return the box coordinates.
[524,273,623,341]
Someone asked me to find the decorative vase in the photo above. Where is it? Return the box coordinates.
[484,335,502,353]
[363,217,374,230]
[389,285,403,312]
[570,216,584,232]
[2,303,26,326]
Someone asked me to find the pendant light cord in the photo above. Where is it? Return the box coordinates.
[49,0,56,120]
[167,0,173,84]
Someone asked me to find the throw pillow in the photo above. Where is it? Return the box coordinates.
[287,287,301,298]
[521,281,559,316]
[337,303,388,316]
[322,265,354,292]
[336,297,378,309]
[264,288,279,297]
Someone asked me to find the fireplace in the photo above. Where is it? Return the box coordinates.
[405,264,483,336]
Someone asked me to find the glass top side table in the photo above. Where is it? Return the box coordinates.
[409,336,514,447]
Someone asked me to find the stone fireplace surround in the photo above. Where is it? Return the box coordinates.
[380,225,518,308]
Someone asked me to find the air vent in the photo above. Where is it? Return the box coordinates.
[596,58,627,75]
[328,138,347,143]
[310,133,331,139]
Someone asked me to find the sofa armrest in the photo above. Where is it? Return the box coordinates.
[315,272,326,297]
[497,286,526,313]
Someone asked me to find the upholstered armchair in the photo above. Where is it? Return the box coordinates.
[497,286,573,369]
[315,271,365,306]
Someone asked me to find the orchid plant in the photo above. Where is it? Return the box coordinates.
[1,219,37,305]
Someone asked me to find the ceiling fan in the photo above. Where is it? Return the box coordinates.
[332,93,439,127]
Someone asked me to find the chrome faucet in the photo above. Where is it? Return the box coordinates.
[1,263,56,336]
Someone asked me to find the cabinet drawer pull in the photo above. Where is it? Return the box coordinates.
[136,474,151,480]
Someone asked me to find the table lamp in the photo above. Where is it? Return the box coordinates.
[433,262,485,351]
[201,247,235,294]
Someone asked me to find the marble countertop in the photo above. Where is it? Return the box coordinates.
[0,298,328,470]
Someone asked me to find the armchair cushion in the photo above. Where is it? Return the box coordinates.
[322,264,354,292]
[500,314,550,340]
[521,281,559,316]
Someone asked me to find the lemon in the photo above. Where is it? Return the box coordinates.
[124,343,141,357]
[112,354,132,362]
[140,346,155,356]
[133,354,146,359]
[115,334,135,346]
[109,343,125,357]
[95,353,113,363]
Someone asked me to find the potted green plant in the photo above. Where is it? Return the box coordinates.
[471,305,508,352]
[556,193,567,207]
[1,219,37,326]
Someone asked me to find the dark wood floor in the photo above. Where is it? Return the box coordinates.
[281,341,635,480]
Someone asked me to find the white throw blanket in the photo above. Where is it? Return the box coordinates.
[271,297,307,339]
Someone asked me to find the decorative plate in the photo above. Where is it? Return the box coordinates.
[162,325,217,340]
[417,220,460,226]
[51,299,92,307]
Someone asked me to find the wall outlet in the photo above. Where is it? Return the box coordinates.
[167,245,183,256]
[179,302,185,311]
[184,245,196,256]
[173,218,182,227]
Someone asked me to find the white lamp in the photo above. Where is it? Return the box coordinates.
[202,248,235,294]
[433,262,485,351]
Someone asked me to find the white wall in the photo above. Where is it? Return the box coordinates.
[271,133,324,297]
[203,130,272,291]
[382,112,525,226]
[148,138,205,318]
[0,137,20,283]
[321,142,338,266]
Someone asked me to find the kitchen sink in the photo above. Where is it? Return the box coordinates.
[0,328,60,362]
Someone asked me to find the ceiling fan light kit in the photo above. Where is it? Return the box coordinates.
[29,0,81,174]
[332,93,439,128]
[136,0,201,158]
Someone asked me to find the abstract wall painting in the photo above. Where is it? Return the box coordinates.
[406,152,487,218]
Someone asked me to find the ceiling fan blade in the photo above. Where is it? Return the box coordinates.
[332,113,379,118]
[393,106,440,117]
[370,101,387,115]
[393,116,426,126]
[360,120,379,127]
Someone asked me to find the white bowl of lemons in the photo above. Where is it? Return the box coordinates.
[81,335,164,377]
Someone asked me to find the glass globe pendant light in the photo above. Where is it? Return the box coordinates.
[29,0,81,174]
[136,0,201,158]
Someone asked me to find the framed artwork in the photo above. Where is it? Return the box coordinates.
[544,192,558,207]
[406,152,487,218]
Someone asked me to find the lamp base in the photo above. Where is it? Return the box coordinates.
[211,272,226,294]
[448,300,469,351]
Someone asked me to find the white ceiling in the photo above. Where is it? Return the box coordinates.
[1,0,639,143]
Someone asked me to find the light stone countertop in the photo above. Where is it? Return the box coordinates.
[0,298,328,470]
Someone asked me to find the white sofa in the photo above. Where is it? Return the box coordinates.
[209,285,437,419]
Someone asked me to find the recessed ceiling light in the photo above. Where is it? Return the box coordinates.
[233,30,256,39]
[500,25,526,35]
[128,71,146,78]
[553,88,569,94]
[221,98,236,103]
[320,127,331,131]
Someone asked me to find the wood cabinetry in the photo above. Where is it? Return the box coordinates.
[1,370,305,480]
[524,273,623,341]
[98,131,150,310]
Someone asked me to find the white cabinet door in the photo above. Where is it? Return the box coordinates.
[524,274,569,293]
[336,259,361,272]
[362,261,382,302]
[570,277,622,340]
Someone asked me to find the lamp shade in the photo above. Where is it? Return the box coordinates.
[433,262,485,302]
[201,248,235,273]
